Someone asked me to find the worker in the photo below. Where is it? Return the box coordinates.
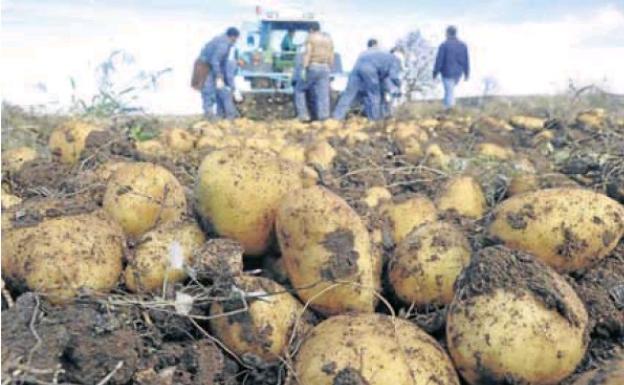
[433,25,470,109]
[216,56,241,119]
[333,47,401,121]
[382,47,404,117]
[293,48,311,121]
[302,23,334,121]
[196,27,241,119]
[281,28,297,52]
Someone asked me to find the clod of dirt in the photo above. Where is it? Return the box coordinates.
[320,229,360,280]
[332,367,370,385]
[455,245,581,326]
[190,239,244,283]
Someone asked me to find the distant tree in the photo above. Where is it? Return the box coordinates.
[394,30,436,100]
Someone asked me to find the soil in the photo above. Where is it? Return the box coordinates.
[320,229,360,281]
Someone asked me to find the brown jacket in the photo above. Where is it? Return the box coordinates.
[303,32,334,68]
[191,59,209,91]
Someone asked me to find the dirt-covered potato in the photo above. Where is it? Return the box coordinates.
[276,186,380,315]
[196,147,303,256]
[2,146,38,173]
[1,187,22,209]
[507,173,577,196]
[209,275,306,362]
[476,142,513,159]
[160,127,196,152]
[2,199,124,303]
[436,176,486,218]
[134,139,169,158]
[510,115,545,131]
[48,120,100,164]
[572,358,623,385]
[389,221,471,305]
[305,140,336,169]
[362,186,392,208]
[103,162,187,238]
[380,195,437,244]
[124,221,205,293]
[489,188,624,272]
[294,313,460,385]
[447,246,589,385]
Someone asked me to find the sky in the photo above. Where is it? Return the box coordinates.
[2,0,624,114]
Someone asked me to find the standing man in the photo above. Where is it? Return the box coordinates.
[281,28,297,53]
[195,27,240,119]
[433,26,469,110]
[292,47,311,121]
[302,23,334,121]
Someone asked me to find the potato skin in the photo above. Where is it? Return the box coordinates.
[295,313,460,385]
[389,221,471,305]
[489,188,624,272]
[276,186,380,315]
[2,208,124,303]
[196,148,303,256]
[381,195,437,244]
[209,276,304,362]
[2,146,38,173]
[572,359,624,385]
[436,176,486,218]
[103,162,187,238]
[48,120,99,164]
[446,247,589,385]
[124,221,205,293]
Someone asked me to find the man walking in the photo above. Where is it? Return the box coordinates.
[302,23,334,121]
[194,27,240,119]
[433,26,469,109]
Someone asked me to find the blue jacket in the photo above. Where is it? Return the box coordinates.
[199,34,233,79]
[433,38,469,80]
[355,49,402,92]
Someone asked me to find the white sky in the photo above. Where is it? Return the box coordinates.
[2,0,624,114]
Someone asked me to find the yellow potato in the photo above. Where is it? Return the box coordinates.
[507,173,577,196]
[576,109,606,131]
[48,120,100,164]
[447,246,589,385]
[425,143,451,168]
[196,147,303,255]
[489,188,624,272]
[389,221,471,305]
[210,276,305,362]
[305,140,336,169]
[280,144,306,164]
[380,195,437,244]
[160,127,196,152]
[295,313,460,385]
[124,221,205,293]
[276,186,380,315]
[436,176,486,218]
[510,115,545,131]
[135,139,169,158]
[476,142,513,159]
[361,186,392,208]
[2,200,124,303]
[397,136,423,159]
[2,146,38,173]
[103,162,187,238]
[1,188,22,209]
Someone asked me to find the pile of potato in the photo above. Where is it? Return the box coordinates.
[2,111,623,385]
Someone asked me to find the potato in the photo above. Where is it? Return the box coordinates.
[2,200,124,303]
[397,136,423,159]
[572,358,623,385]
[280,144,306,164]
[507,173,577,196]
[389,221,471,305]
[476,142,513,159]
[362,186,391,208]
[420,118,439,129]
[160,128,196,152]
[380,195,437,244]
[276,186,380,315]
[305,140,336,169]
[294,313,459,385]
[447,246,589,385]
[436,176,486,218]
[510,115,545,131]
[196,147,303,255]
[209,275,305,362]
[1,188,22,209]
[425,143,451,168]
[576,109,606,130]
[489,188,624,272]
[124,221,205,293]
[103,162,187,238]
[48,120,100,164]
[2,146,38,173]
[135,139,168,158]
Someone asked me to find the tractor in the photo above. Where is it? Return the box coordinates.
[234,8,345,119]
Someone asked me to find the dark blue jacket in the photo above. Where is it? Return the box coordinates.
[433,38,469,80]
[199,34,233,79]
